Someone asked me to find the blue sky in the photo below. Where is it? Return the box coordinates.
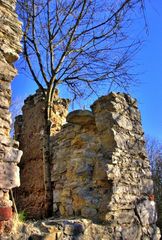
[130,0,162,141]
[12,0,162,141]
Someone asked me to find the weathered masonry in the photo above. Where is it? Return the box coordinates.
[0,0,160,239]
[15,91,161,239]
[14,89,69,219]
[0,0,22,234]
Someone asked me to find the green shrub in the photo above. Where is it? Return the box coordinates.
[17,211,27,222]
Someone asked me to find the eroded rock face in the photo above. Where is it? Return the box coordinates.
[0,0,22,235]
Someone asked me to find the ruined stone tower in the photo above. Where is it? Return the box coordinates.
[14,91,161,239]
[0,0,160,239]
[14,89,69,219]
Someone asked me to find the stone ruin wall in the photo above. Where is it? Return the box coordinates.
[15,91,161,239]
[51,93,160,239]
[14,89,69,219]
[0,0,22,234]
[0,1,160,239]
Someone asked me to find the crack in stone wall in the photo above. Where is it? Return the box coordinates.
[0,0,22,235]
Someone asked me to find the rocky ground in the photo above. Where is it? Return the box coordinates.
[1,216,161,240]
[2,217,115,240]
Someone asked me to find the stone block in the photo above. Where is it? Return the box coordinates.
[0,162,20,189]
[136,199,157,226]
[0,191,4,199]
[53,190,60,203]
[0,207,12,221]
[0,59,17,82]
[67,110,95,125]
[3,147,23,163]
[81,207,97,218]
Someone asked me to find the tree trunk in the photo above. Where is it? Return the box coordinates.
[42,102,53,217]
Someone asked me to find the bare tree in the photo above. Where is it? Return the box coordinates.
[146,136,162,233]
[16,0,145,216]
